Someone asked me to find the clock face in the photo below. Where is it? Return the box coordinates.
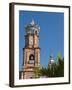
[29,36,33,45]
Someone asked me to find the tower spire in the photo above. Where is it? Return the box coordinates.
[20,20,40,79]
[49,54,54,64]
[30,19,35,25]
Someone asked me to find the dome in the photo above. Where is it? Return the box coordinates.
[50,59,54,64]
[49,55,54,64]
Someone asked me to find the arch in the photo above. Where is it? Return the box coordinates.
[29,54,35,60]
[29,54,35,64]
[35,31,37,34]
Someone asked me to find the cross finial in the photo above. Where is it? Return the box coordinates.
[50,54,53,60]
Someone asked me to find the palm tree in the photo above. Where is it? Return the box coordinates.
[34,66,41,78]
[56,53,64,77]
[34,53,64,78]
[40,66,48,77]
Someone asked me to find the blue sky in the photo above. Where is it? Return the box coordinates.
[19,10,64,69]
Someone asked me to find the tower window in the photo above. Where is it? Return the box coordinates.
[35,31,37,34]
[29,54,34,64]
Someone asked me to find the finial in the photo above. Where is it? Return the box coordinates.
[49,54,54,64]
[50,54,53,60]
[30,19,35,25]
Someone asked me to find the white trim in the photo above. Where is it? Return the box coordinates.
[14,4,69,86]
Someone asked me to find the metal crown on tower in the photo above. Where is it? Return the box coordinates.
[25,19,40,35]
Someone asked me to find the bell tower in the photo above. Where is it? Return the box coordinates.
[20,19,40,79]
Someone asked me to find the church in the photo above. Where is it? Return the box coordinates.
[19,19,40,79]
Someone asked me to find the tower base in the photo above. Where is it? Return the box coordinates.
[19,70,35,79]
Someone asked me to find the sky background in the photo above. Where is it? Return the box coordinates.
[19,10,64,70]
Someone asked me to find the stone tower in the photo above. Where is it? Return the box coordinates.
[20,19,40,79]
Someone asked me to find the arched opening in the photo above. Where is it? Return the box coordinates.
[29,54,35,64]
[35,31,37,34]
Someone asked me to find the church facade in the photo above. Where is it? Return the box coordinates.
[19,20,40,79]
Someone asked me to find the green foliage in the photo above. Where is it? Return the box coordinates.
[48,63,57,77]
[56,54,64,77]
[58,52,62,60]
[34,53,64,78]
[47,53,64,77]
[34,66,41,78]
[40,67,48,76]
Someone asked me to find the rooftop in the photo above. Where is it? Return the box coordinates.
[25,19,40,35]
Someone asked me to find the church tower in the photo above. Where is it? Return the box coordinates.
[20,19,40,79]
